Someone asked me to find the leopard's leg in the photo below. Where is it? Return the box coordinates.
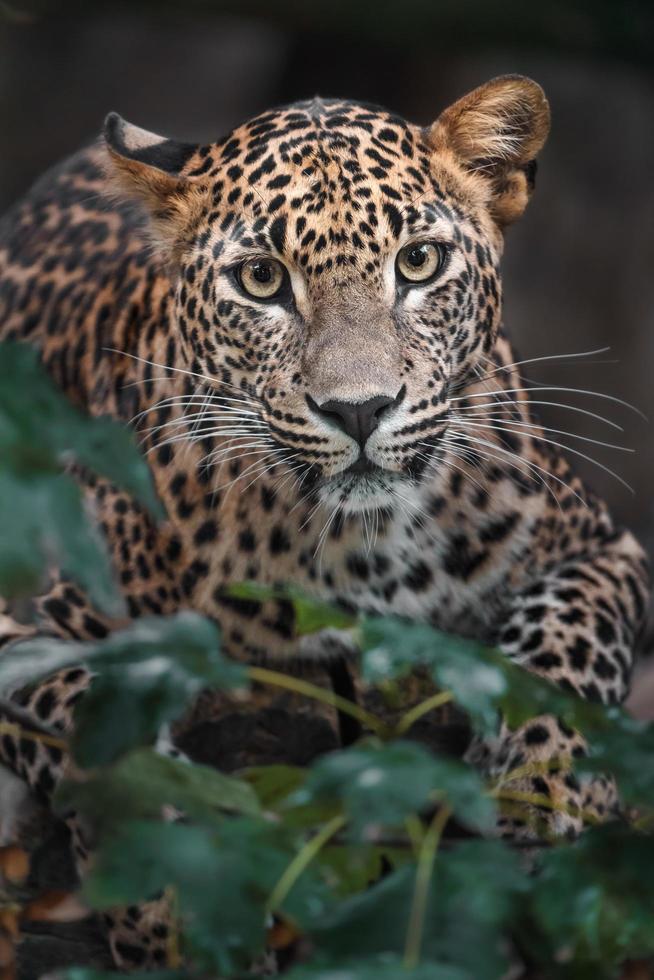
[468,528,649,839]
[0,602,177,972]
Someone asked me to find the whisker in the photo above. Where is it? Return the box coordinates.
[107,348,262,406]
[144,428,265,454]
[451,384,645,419]
[447,431,588,508]
[450,415,632,453]
[470,346,614,386]
[449,421,634,493]
[452,398,624,432]
[416,444,486,494]
[140,414,266,436]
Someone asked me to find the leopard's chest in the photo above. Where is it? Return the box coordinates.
[305,494,538,642]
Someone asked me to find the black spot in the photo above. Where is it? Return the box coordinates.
[34,688,56,719]
[500,626,520,645]
[524,723,550,745]
[269,525,291,554]
[593,652,617,680]
[214,591,262,618]
[114,942,147,967]
[403,561,432,591]
[269,215,287,253]
[581,681,602,703]
[166,537,182,562]
[260,485,277,511]
[43,597,71,623]
[525,604,547,624]
[83,614,109,639]
[19,737,36,766]
[531,651,562,670]
[346,554,369,580]
[442,533,488,580]
[35,764,55,800]
[568,636,590,671]
[194,520,218,546]
[560,607,585,626]
[595,614,616,645]
[2,735,16,764]
[479,512,518,544]
[520,629,543,653]
[238,529,257,552]
[264,599,296,639]
[382,202,403,238]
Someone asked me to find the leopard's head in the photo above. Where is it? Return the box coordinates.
[105,76,549,514]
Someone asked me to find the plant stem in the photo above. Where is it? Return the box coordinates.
[404,814,426,856]
[248,665,388,738]
[163,885,181,969]
[266,813,346,914]
[395,690,453,736]
[494,788,599,825]
[492,755,568,788]
[403,804,451,969]
[0,720,67,751]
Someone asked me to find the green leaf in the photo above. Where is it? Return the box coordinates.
[575,708,654,807]
[359,616,613,740]
[0,469,121,614]
[359,618,508,735]
[228,581,356,634]
[284,955,473,979]
[528,823,654,972]
[311,839,527,980]
[71,615,244,766]
[55,747,260,833]
[245,764,307,809]
[0,341,163,612]
[291,740,494,835]
[317,844,406,898]
[0,341,161,513]
[0,613,246,764]
[86,818,332,975]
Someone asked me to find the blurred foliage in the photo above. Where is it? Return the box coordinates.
[0,342,161,614]
[1,338,654,978]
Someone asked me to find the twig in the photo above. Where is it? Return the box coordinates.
[403,804,452,968]
[0,698,68,751]
[247,666,389,738]
[395,690,454,736]
[266,814,346,915]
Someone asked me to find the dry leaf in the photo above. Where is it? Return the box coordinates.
[0,847,29,886]
[267,916,301,951]
[22,890,90,923]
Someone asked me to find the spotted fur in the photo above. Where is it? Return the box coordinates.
[0,76,649,969]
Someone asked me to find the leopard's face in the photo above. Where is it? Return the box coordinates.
[106,79,548,513]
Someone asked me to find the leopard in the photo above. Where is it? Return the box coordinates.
[0,74,649,972]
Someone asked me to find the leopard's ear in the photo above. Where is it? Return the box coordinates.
[429,75,550,226]
[103,113,206,258]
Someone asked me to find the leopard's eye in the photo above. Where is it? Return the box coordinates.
[396,242,446,284]
[237,257,286,300]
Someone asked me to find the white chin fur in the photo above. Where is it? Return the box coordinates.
[318,470,415,514]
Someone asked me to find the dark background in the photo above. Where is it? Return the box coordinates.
[1,0,653,647]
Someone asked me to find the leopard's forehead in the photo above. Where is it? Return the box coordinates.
[194,98,433,186]
[182,99,472,278]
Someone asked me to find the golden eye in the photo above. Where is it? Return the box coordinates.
[396,242,446,284]
[238,257,286,299]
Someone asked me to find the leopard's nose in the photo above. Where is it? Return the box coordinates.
[307,389,404,448]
